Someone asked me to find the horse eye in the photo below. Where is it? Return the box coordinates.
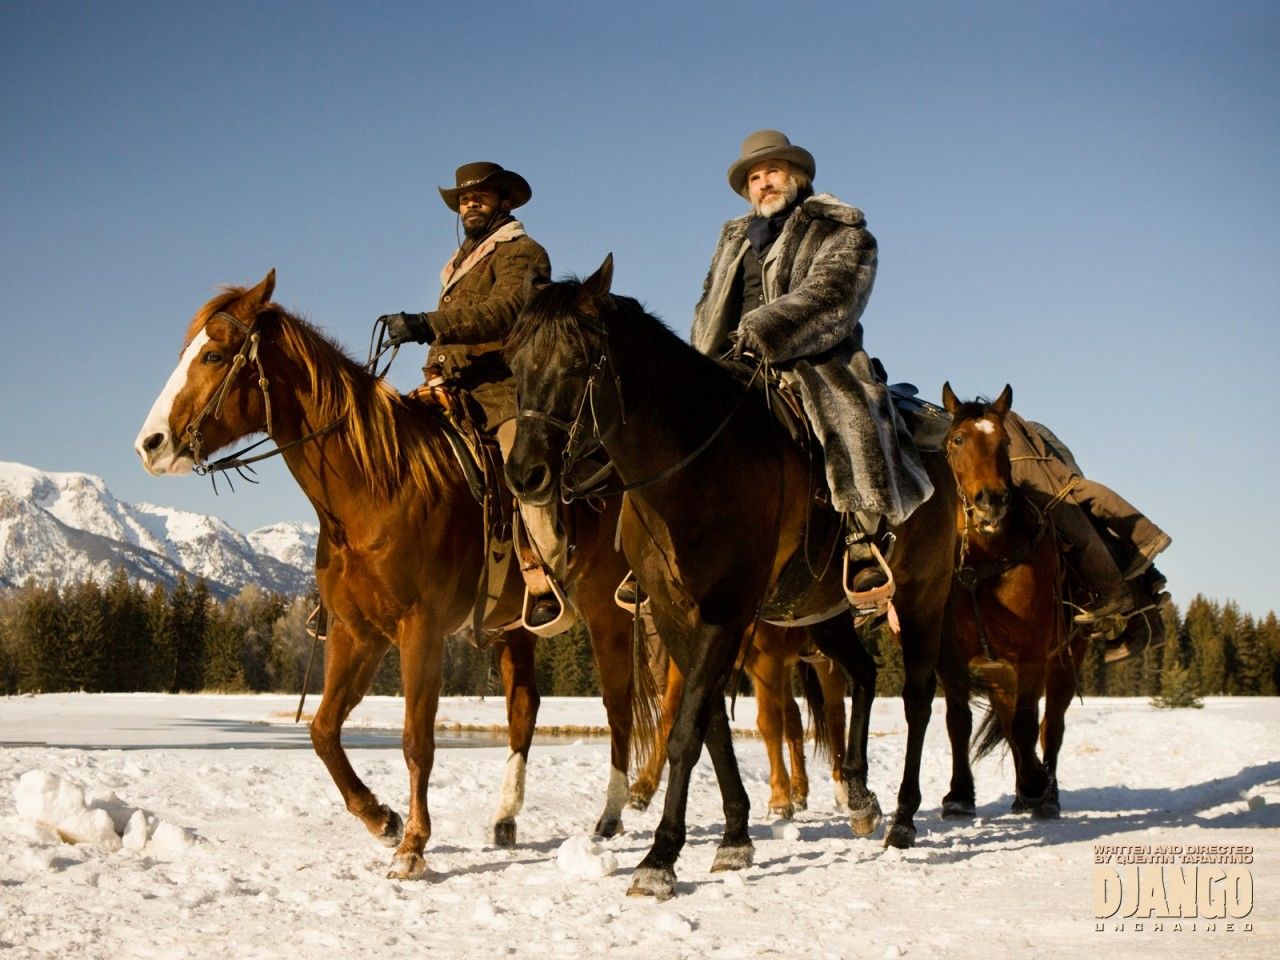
[202,350,224,364]
[950,434,965,447]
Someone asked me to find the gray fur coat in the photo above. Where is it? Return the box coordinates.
[691,193,933,525]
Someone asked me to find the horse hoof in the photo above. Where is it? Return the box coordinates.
[768,802,795,820]
[849,796,883,837]
[884,822,916,849]
[1010,796,1032,814]
[386,851,427,880]
[374,808,404,848]
[628,866,676,900]
[941,799,976,819]
[710,843,754,873]
[493,818,517,847]
[1032,802,1061,820]
[791,797,808,813]
[594,815,622,838]
[833,781,850,813]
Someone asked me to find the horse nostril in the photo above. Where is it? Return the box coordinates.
[526,464,549,494]
[143,432,165,453]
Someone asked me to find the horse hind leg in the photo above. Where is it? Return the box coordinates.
[940,677,977,819]
[308,620,403,848]
[492,629,540,847]
[580,593,641,838]
[747,645,797,820]
[806,616,881,836]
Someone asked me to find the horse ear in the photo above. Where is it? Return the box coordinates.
[247,269,276,308]
[941,381,960,414]
[578,253,614,315]
[524,268,551,301]
[993,383,1013,414]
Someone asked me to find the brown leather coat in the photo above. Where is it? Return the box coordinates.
[423,218,550,428]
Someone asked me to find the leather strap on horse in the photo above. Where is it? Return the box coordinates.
[954,504,1048,662]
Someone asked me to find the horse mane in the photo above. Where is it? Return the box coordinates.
[189,288,458,502]
[507,276,745,410]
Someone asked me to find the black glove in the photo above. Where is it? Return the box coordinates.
[380,312,433,347]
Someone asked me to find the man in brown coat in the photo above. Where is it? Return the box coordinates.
[381,162,568,630]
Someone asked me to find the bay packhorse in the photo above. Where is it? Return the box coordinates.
[134,270,651,879]
[504,257,957,899]
[937,383,1086,818]
[629,620,854,821]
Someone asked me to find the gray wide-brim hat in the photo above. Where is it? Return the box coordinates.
[438,161,532,212]
[726,130,816,197]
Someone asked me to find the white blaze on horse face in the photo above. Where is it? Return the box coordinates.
[135,330,209,476]
[975,417,997,435]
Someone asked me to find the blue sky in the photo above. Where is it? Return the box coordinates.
[2,1,1277,615]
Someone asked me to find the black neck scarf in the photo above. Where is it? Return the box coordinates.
[745,187,812,255]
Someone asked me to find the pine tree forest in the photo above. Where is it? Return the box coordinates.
[0,573,1276,700]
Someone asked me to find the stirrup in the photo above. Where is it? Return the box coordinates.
[843,541,896,618]
[614,572,647,613]
[521,576,576,638]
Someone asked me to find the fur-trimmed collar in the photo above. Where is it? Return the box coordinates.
[440,219,527,292]
[724,192,866,233]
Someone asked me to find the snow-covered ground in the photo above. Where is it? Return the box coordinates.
[1,693,1275,959]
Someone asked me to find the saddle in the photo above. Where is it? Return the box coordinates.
[405,381,517,633]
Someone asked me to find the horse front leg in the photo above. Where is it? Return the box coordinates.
[492,628,540,847]
[308,619,402,847]
[630,658,681,811]
[1010,690,1054,818]
[1039,648,1078,814]
[628,620,738,900]
[386,615,446,880]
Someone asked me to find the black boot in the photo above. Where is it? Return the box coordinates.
[526,594,563,628]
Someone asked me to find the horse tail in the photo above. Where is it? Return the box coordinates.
[628,613,662,772]
[971,704,1005,762]
[797,659,831,764]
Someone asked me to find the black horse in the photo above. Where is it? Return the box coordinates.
[504,257,956,898]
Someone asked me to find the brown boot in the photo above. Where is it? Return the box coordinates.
[1122,532,1172,579]
[1105,592,1171,663]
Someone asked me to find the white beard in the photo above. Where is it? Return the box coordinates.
[752,179,799,217]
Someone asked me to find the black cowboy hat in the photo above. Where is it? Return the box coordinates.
[438,161,532,212]
[726,130,816,197]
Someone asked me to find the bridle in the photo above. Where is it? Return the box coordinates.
[183,309,345,487]
[514,316,766,503]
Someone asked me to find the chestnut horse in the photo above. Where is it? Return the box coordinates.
[936,383,1086,818]
[629,621,853,821]
[504,258,956,898]
[134,271,649,879]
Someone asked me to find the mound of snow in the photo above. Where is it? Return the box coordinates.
[554,835,617,878]
[12,769,193,855]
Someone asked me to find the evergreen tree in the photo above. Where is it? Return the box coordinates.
[203,602,248,691]
[103,569,152,692]
[1182,595,1222,694]
[1152,661,1204,708]
[63,579,109,690]
[18,582,65,692]
[1259,612,1280,696]
[170,575,211,692]
[145,581,176,691]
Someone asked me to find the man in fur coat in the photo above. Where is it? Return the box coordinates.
[381,162,568,631]
[692,130,933,599]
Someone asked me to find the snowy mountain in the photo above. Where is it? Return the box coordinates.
[0,461,317,599]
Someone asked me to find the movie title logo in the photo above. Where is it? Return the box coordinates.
[1091,843,1255,933]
